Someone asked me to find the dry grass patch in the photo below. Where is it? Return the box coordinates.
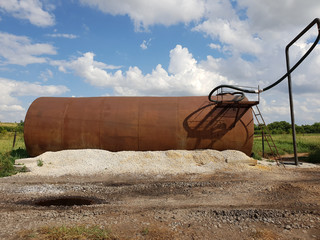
[17,225,117,240]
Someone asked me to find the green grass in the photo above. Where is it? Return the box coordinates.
[18,225,117,240]
[0,122,18,127]
[0,131,25,153]
[0,131,28,177]
[253,133,320,163]
[37,159,43,167]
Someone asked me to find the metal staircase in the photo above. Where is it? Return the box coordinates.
[253,105,282,164]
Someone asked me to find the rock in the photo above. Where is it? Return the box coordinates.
[285,225,292,230]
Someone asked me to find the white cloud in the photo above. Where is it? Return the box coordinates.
[0,78,69,122]
[50,52,122,87]
[39,69,53,82]
[76,0,319,96]
[0,77,69,98]
[0,32,56,65]
[259,97,289,117]
[208,43,221,50]
[140,39,152,50]
[257,92,320,124]
[192,0,263,56]
[0,103,25,122]
[189,1,320,97]
[52,45,230,96]
[168,45,197,74]
[79,0,205,31]
[46,33,78,39]
[0,104,24,112]
[0,0,55,27]
[194,18,262,55]
[140,41,147,50]
[238,0,320,33]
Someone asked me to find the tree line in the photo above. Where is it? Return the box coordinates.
[255,121,320,134]
[0,121,24,134]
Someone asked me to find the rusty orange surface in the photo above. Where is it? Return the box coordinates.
[24,96,255,157]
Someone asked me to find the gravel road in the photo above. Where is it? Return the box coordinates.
[0,149,319,239]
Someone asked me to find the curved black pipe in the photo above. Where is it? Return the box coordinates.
[208,18,320,103]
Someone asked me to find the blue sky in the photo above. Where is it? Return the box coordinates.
[0,0,320,124]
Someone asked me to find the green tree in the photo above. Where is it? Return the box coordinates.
[267,121,291,134]
[311,122,320,133]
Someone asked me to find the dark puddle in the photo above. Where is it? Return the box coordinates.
[20,196,104,207]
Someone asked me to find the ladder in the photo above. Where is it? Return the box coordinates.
[252,105,282,164]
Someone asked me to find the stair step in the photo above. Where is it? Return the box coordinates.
[253,105,281,165]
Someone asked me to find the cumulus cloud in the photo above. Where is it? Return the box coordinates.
[50,52,122,85]
[192,0,262,56]
[0,104,24,112]
[75,0,319,95]
[51,45,230,96]
[194,18,262,55]
[0,0,55,27]
[0,78,69,121]
[0,32,56,65]
[190,1,320,96]
[79,0,205,31]
[238,0,320,33]
[0,77,69,98]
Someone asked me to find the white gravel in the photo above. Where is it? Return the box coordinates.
[15,149,257,177]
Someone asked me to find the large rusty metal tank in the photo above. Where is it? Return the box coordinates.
[24,95,255,157]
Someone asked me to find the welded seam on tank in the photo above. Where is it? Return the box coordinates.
[137,98,140,150]
[61,98,71,148]
[98,98,103,150]
[176,97,179,148]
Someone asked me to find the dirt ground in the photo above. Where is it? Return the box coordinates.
[0,162,319,239]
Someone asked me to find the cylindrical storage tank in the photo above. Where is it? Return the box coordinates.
[24,96,254,157]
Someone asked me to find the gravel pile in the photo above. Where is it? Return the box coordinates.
[15,149,256,177]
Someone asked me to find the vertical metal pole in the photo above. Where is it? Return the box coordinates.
[285,50,299,166]
[12,131,17,149]
[262,130,265,158]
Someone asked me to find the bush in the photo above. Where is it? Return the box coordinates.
[308,148,320,164]
[0,153,16,177]
[0,148,29,177]
[10,148,28,159]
